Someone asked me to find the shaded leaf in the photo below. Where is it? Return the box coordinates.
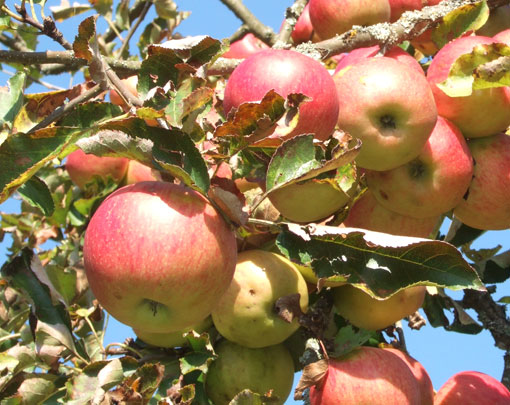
[332,325,372,358]
[229,389,265,405]
[445,218,485,247]
[0,71,26,133]
[166,78,213,127]
[294,359,328,400]
[17,176,55,217]
[276,225,485,299]
[15,373,59,404]
[50,1,91,21]
[208,186,248,226]
[159,35,223,67]
[73,15,97,62]
[475,250,510,284]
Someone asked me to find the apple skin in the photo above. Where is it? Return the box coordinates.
[309,0,391,40]
[222,33,269,59]
[388,0,423,22]
[211,250,309,348]
[205,340,295,405]
[66,149,129,190]
[109,75,138,107]
[435,371,510,404]
[334,45,424,76]
[366,116,474,219]
[133,316,213,348]
[124,160,161,184]
[453,133,510,230]
[493,28,510,44]
[223,48,339,142]
[334,57,437,171]
[309,346,422,405]
[290,3,316,44]
[332,284,426,331]
[343,190,440,237]
[383,347,434,405]
[427,35,510,138]
[83,181,237,333]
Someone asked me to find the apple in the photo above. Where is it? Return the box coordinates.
[493,28,510,44]
[223,48,339,142]
[83,181,237,333]
[383,347,434,405]
[334,57,437,171]
[366,116,474,219]
[66,149,129,190]
[308,0,391,40]
[309,346,422,404]
[332,284,426,331]
[124,160,161,184]
[388,0,423,22]
[211,250,309,348]
[453,133,510,230]
[427,35,510,138]
[267,169,358,223]
[109,75,138,107]
[435,371,510,404]
[410,0,444,55]
[205,340,295,405]
[334,45,424,75]
[133,316,213,348]
[343,190,441,237]
[222,33,269,59]
[290,3,316,44]
[477,5,510,37]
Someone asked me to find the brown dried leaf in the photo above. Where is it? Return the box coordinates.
[273,293,304,324]
[294,359,328,400]
[208,185,248,226]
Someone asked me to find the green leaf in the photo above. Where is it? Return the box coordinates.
[332,325,373,358]
[475,250,510,284]
[276,225,485,299]
[498,296,510,304]
[91,0,112,16]
[0,71,26,132]
[166,77,213,127]
[444,219,485,247]
[15,373,59,404]
[159,35,223,67]
[114,0,130,31]
[17,176,55,217]
[137,18,169,58]
[437,43,510,97]
[432,1,489,49]
[57,101,124,129]
[180,330,216,375]
[229,389,266,405]
[44,265,77,306]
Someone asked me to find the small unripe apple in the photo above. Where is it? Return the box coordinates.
[205,340,295,405]
[332,284,426,330]
[66,149,129,190]
[212,250,309,348]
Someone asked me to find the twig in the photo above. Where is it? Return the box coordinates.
[1,67,64,91]
[228,24,250,43]
[219,0,276,44]
[117,0,152,57]
[0,32,30,52]
[100,0,148,44]
[274,0,309,47]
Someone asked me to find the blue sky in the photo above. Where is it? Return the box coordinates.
[1,1,509,403]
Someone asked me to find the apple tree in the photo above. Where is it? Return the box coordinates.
[0,0,509,403]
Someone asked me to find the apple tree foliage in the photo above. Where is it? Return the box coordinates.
[0,0,509,403]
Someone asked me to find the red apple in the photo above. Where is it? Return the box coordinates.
[109,75,138,107]
[383,347,434,405]
[332,284,426,331]
[205,340,295,405]
[366,116,474,218]
[334,57,437,171]
[222,33,269,59]
[124,160,161,184]
[388,0,423,22]
[427,35,510,138]
[290,3,316,44]
[453,133,510,230]
[343,190,440,237]
[334,45,424,76]
[309,346,422,404]
[223,49,339,142]
[309,0,391,40]
[435,371,510,404]
[211,250,309,348]
[66,149,129,190]
[83,181,237,333]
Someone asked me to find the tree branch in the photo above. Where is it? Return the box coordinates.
[219,0,276,44]
[117,0,152,58]
[274,0,309,47]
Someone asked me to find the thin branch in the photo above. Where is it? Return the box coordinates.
[117,0,152,58]
[0,32,31,52]
[274,0,309,47]
[228,24,250,43]
[100,0,148,44]
[219,0,276,44]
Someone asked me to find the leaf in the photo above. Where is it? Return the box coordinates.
[274,293,305,323]
[475,250,510,284]
[50,1,91,21]
[276,225,485,299]
[228,389,265,405]
[17,176,55,217]
[332,325,372,358]
[437,43,510,97]
[159,35,223,67]
[0,71,26,132]
[15,373,59,404]
[432,1,489,49]
[180,330,216,375]
[73,15,97,62]
[294,359,328,400]
[166,78,213,127]
[444,218,485,247]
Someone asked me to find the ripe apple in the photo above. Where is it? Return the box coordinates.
[109,75,138,107]
[382,347,434,405]
[124,160,161,184]
[493,28,510,44]
[222,33,269,59]
[388,0,423,22]
[334,45,424,75]
[66,149,129,190]
[332,284,426,330]
[334,57,437,171]
[366,116,474,219]
[427,35,510,138]
[290,3,316,44]
[477,5,510,37]
[223,48,339,142]
[267,169,358,223]
[133,316,213,348]
[453,133,510,230]
[410,0,443,55]
[308,0,391,40]
[83,181,237,333]
[205,340,295,405]
[435,371,510,404]
[309,346,422,404]
[211,250,309,348]
[343,190,441,237]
